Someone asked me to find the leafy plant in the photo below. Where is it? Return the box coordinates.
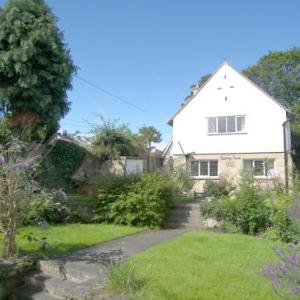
[201,173,296,241]
[90,116,140,161]
[203,178,235,198]
[171,166,193,193]
[93,172,175,227]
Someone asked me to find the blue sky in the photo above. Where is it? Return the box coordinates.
[2,0,300,147]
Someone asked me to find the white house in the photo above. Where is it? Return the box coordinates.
[164,62,293,192]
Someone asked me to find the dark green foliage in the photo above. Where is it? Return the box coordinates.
[93,173,175,227]
[138,125,162,151]
[201,174,296,241]
[91,117,140,160]
[0,117,13,144]
[37,140,86,191]
[0,0,76,140]
[203,178,235,198]
[243,48,300,110]
[22,195,69,225]
[93,175,139,222]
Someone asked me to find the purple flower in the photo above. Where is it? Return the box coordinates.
[58,189,67,201]
[10,161,23,172]
[0,144,4,150]
[30,180,38,188]
[0,155,5,165]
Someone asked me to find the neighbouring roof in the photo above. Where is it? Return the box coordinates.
[167,61,289,126]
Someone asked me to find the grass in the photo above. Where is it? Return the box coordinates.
[0,224,144,257]
[108,230,295,300]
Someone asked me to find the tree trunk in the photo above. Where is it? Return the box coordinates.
[2,220,16,258]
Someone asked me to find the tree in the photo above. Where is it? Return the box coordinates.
[138,125,162,151]
[138,125,162,169]
[0,0,76,140]
[91,116,139,161]
[243,48,300,169]
[0,140,38,257]
[243,48,300,110]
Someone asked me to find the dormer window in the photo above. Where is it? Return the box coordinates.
[208,115,245,134]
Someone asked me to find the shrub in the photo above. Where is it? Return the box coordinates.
[201,173,296,241]
[171,166,193,193]
[93,172,175,227]
[22,189,70,225]
[203,178,235,198]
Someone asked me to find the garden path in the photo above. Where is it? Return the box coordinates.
[13,202,202,299]
[13,228,191,299]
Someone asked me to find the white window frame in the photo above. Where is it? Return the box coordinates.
[191,160,219,178]
[207,115,246,135]
[243,159,275,178]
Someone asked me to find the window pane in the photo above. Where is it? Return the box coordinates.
[200,161,208,176]
[227,116,236,132]
[237,116,245,132]
[265,159,275,176]
[218,117,226,133]
[208,117,217,133]
[191,161,199,176]
[254,160,264,176]
[209,161,218,176]
[244,160,253,172]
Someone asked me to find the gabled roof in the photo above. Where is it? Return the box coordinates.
[167,61,289,126]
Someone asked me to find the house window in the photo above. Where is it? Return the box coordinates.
[243,159,275,177]
[191,160,218,177]
[208,116,245,134]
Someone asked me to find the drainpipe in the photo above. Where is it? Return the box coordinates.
[283,119,289,191]
[282,115,298,191]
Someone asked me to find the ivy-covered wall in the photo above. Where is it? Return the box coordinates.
[37,140,87,191]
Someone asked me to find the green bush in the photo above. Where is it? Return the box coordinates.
[22,190,70,225]
[93,172,175,227]
[203,178,235,198]
[37,140,86,191]
[201,173,296,241]
[171,166,193,193]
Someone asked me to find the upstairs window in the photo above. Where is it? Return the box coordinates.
[191,160,218,177]
[208,116,245,134]
[243,159,275,177]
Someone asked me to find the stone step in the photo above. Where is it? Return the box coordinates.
[12,285,60,300]
[169,209,199,217]
[168,217,198,224]
[38,259,104,283]
[173,203,200,210]
[167,222,200,229]
[25,274,95,299]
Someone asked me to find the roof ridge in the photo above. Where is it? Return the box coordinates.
[167,61,288,126]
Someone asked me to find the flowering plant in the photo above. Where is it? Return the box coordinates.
[263,244,300,297]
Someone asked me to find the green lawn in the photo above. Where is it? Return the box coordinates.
[0,224,144,257]
[111,231,292,300]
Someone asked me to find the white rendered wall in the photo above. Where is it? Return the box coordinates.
[171,63,288,155]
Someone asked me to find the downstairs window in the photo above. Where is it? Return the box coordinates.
[191,160,218,177]
[243,159,275,177]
